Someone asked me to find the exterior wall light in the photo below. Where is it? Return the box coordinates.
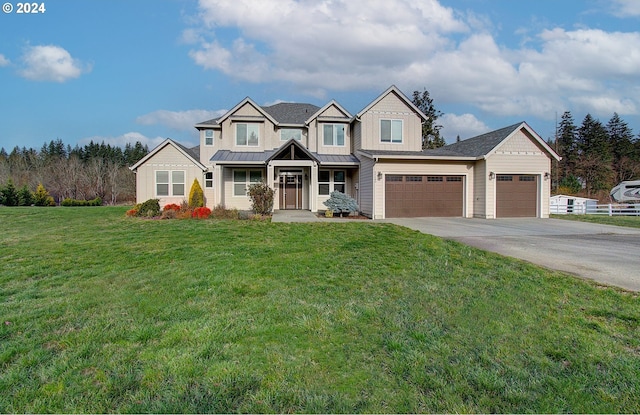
[489,172,495,180]
[377,172,383,180]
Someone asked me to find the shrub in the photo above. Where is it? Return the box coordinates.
[137,199,161,217]
[17,185,34,206]
[559,175,582,194]
[126,208,138,217]
[161,209,177,219]
[61,197,103,207]
[323,191,359,215]
[192,206,212,219]
[33,183,55,206]
[188,179,204,208]
[211,204,240,219]
[247,182,274,215]
[1,180,18,206]
[163,203,181,212]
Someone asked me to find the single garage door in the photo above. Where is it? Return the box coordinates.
[496,174,538,217]
[385,175,463,218]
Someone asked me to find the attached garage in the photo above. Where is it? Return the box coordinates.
[495,174,538,217]
[385,175,464,218]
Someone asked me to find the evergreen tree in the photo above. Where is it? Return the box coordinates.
[607,113,637,183]
[1,179,18,206]
[557,111,577,182]
[188,178,204,208]
[411,88,445,149]
[17,185,33,206]
[576,114,613,195]
[33,183,55,206]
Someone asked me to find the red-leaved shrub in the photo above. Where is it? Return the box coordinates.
[163,203,181,212]
[192,206,212,219]
[126,209,138,217]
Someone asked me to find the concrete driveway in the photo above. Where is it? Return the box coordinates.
[385,217,640,292]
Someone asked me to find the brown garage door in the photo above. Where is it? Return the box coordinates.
[385,175,463,218]
[496,174,538,217]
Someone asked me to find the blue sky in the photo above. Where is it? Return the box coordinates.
[1,0,639,152]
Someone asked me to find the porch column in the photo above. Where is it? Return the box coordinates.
[310,162,318,212]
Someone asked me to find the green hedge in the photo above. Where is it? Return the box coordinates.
[61,197,103,207]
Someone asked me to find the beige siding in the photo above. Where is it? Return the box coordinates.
[372,160,475,219]
[199,128,221,166]
[134,144,204,207]
[217,102,279,152]
[473,160,487,218]
[357,91,422,152]
[358,156,375,217]
[221,167,267,211]
[495,129,548,155]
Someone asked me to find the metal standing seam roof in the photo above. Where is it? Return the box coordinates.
[210,150,359,165]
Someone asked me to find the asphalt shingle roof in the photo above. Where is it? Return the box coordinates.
[432,122,524,157]
[261,103,321,124]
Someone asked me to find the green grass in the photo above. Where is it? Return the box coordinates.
[552,213,640,228]
[1,207,639,413]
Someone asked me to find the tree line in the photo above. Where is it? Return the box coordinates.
[0,139,149,205]
[552,112,640,199]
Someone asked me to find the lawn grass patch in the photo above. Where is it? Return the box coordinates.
[1,207,639,412]
[552,213,640,228]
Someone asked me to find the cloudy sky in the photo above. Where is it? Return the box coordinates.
[1,0,639,151]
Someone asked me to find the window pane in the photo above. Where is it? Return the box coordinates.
[234,170,246,182]
[234,184,246,196]
[172,171,184,184]
[334,184,345,193]
[333,170,345,182]
[281,129,302,141]
[319,184,330,195]
[318,170,330,182]
[205,172,213,188]
[173,184,185,196]
[250,171,262,182]
[381,120,391,142]
[156,171,169,183]
[336,125,344,146]
[205,129,213,145]
[157,184,169,196]
[323,125,333,146]
[248,125,259,146]
[392,120,402,142]
[236,124,247,145]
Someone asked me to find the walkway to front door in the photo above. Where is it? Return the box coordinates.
[279,173,303,209]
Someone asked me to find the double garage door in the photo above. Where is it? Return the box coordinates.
[385,173,538,218]
[385,175,464,218]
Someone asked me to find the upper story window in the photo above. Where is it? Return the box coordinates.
[236,123,260,146]
[323,124,345,146]
[205,129,214,146]
[281,128,302,141]
[380,119,403,143]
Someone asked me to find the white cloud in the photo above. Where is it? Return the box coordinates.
[440,113,490,143]
[136,109,227,131]
[19,45,91,82]
[610,0,640,17]
[184,0,640,123]
[78,132,169,150]
[0,54,9,67]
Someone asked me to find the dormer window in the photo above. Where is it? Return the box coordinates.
[380,119,403,143]
[323,124,345,146]
[205,129,214,146]
[236,123,260,146]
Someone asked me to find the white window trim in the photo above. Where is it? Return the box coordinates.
[233,169,264,197]
[204,172,213,189]
[322,124,346,147]
[380,119,403,144]
[235,123,260,147]
[155,170,186,197]
[318,169,346,195]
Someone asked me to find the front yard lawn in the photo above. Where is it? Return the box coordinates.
[552,213,640,228]
[1,207,639,413]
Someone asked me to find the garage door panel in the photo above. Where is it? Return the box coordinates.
[385,175,464,218]
[496,175,537,217]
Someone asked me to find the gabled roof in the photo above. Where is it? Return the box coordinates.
[436,122,561,161]
[356,85,428,121]
[212,97,278,126]
[266,138,319,163]
[305,100,352,125]
[129,138,206,171]
[262,103,321,125]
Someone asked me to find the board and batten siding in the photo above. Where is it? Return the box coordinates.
[357,92,422,152]
[135,144,204,206]
[372,160,475,219]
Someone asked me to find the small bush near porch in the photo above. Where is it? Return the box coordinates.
[1,207,639,413]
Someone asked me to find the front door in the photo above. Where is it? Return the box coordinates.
[279,174,303,209]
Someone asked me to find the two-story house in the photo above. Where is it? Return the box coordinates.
[131,86,560,219]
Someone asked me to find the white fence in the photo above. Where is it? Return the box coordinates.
[550,203,640,216]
